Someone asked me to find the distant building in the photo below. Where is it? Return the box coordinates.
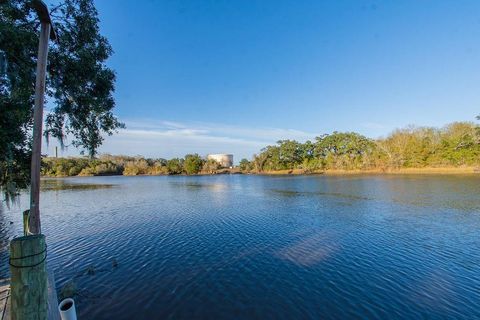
[207,154,233,168]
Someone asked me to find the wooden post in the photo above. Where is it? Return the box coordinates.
[29,21,51,235]
[9,235,48,320]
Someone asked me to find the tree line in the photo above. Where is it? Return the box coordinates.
[42,121,480,177]
[239,121,480,173]
[41,154,224,177]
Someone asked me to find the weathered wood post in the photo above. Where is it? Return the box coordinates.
[8,2,57,319]
[29,1,54,235]
[9,235,48,320]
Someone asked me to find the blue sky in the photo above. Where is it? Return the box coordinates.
[45,0,480,160]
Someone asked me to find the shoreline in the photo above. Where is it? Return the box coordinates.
[259,167,480,176]
[42,166,480,178]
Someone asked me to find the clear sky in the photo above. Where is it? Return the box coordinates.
[44,0,480,160]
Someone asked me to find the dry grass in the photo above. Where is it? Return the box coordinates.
[258,167,480,176]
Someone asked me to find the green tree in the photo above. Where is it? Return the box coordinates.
[166,158,184,174]
[256,145,281,171]
[183,154,204,175]
[0,0,123,200]
[438,122,480,165]
[315,132,376,169]
[477,115,480,137]
[239,158,252,172]
[277,140,303,169]
[300,140,315,161]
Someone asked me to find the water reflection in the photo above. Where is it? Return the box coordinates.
[276,232,339,267]
[270,188,373,201]
[170,181,228,192]
[41,179,115,191]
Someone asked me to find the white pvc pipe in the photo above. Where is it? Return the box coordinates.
[58,298,77,320]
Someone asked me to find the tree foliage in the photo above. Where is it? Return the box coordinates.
[41,154,224,177]
[44,0,124,157]
[252,122,480,172]
[314,132,376,170]
[166,158,184,175]
[239,158,253,172]
[183,154,204,175]
[0,0,123,200]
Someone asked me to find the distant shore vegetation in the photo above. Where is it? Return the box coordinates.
[41,121,480,177]
[41,154,224,177]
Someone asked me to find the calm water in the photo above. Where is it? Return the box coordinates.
[1,175,480,319]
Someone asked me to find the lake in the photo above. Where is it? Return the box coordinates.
[1,175,480,319]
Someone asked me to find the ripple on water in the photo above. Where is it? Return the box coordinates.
[1,175,480,319]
